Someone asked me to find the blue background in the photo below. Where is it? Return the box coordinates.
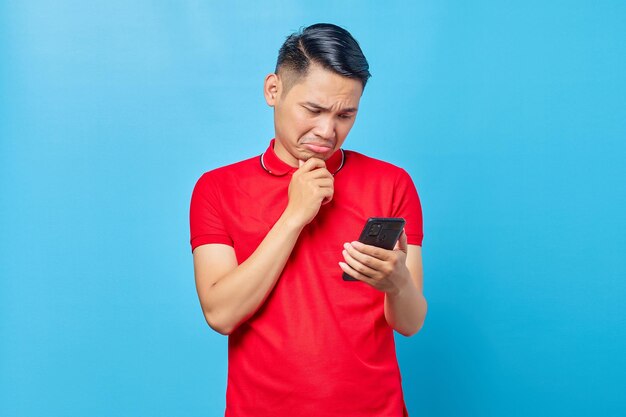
[1,1,625,416]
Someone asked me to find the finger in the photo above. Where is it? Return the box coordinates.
[299,159,304,168]
[303,167,333,180]
[310,183,333,200]
[314,178,334,189]
[394,229,407,252]
[343,242,385,271]
[342,248,379,278]
[351,240,393,261]
[320,188,334,204]
[298,157,326,173]
[338,261,376,285]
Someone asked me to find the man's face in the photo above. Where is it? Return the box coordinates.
[264,64,363,166]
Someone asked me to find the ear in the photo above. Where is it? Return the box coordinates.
[264,73,280,107]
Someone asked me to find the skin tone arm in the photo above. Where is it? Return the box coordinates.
[193,158,333,335]
[339,231,427,336]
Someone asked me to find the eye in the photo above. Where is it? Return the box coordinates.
[339,113,354,120]
[305,107,321,115]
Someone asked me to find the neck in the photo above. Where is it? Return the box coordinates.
[272,140,300,167]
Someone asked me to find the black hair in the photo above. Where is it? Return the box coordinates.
[275,23,371,90]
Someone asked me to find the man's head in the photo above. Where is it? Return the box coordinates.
[275,23,371,97]
[264,23,371,166]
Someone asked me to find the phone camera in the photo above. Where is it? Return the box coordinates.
[368,223,382,236]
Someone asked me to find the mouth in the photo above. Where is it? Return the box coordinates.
[302,142,334,154]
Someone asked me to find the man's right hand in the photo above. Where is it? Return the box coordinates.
[284,157,334,227]
[194,158,334,335]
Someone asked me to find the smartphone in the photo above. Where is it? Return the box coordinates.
[342,217,406,281]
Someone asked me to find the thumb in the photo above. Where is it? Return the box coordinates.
[298,159,304,168]
[394,229,408,253]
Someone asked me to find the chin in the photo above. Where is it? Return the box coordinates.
[302,151,332,161]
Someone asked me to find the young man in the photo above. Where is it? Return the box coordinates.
[190,23,427,417]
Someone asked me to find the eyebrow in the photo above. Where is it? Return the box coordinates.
[302,102,358,113]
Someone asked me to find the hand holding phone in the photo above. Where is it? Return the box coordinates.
[342,217,406,281]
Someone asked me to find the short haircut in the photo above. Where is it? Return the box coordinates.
[275,23,371,95]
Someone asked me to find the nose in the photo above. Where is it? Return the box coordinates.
[312,115,336,141]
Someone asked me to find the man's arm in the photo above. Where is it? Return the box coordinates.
[193,158,333,335]
[193,217,304,335]
[339,232,427,336]
[383,244,427,336]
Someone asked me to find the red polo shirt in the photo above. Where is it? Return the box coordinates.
[190,139,423,417]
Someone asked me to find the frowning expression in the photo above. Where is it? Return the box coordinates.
[264,63,363,166]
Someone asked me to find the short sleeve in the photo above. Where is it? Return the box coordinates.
[391,169,424,246]
[189,172,233,253]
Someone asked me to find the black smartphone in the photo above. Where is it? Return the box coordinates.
[342,217,406,281]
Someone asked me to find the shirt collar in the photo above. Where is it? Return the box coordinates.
[260,138,345,177]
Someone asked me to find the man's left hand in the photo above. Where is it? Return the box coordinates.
[339,229,412,295]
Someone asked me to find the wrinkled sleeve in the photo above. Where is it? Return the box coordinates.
[189,172,233,253]
[391,169,424,246]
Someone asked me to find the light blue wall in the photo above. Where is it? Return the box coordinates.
[1,1,624,416]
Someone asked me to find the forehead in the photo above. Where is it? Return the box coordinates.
[285,64,363,106]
